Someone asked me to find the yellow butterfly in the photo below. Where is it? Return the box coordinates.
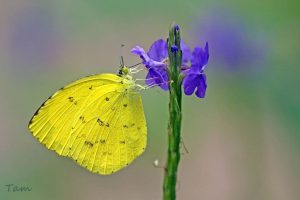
[28,64,147,175]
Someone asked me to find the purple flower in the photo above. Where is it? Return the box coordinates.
[182,42,209,98]
[131,39,191,90]
[131,38,209,98]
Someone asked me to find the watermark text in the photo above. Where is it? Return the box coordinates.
[5,184,32,192]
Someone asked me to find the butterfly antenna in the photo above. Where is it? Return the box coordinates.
[121,56,124,67]
[119,44,125,67]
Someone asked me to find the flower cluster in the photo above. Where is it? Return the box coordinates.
[131,39,209,98]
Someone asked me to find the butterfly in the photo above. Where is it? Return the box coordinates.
[28,63,147,175]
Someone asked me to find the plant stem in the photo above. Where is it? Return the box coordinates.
[163,23,183,200]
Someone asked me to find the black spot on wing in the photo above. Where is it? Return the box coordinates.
[68,96,74,102]
[68,96,78,105]
[97,118,105,126]
[100,139,106,144]
[84,141,94,148]
[79,116,86,123]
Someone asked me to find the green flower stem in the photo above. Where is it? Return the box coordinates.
[163,23,183,200]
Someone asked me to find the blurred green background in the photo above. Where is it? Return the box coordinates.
[1,0,299,199]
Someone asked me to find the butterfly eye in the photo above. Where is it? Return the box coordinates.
[121,67,129,75]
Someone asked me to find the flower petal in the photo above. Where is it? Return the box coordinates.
[145,70,156,86]
[191,42,209,72]
[195,74,207,98]
[146,68,169,90]
[131,46,150,66]
[147,39,168,62]
[183,73,201,95]
[183,73,207,98]
[159,68,169,90]
[131,45,165,69]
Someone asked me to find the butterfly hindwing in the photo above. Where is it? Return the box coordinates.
[88,91,147,174]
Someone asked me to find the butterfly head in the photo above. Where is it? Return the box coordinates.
[118,55,130,76]
[118,66,130,76]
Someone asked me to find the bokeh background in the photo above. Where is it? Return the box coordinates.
[1,0,299,199]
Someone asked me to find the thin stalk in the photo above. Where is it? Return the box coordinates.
[163,23,183,200]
